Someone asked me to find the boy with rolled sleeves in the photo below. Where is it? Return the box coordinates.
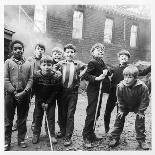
[82,43,111,148]
[32,55,62,144]
[104,49,131,133]
[109,65,150,150]
[4,40,33,151]
[50,47,64,138]
[56,44,87,146]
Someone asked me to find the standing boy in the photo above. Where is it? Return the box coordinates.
[82,43,111,148]
[56,44,87,146]
[4,40,33,151]
[50,47,64,138]
[27,43,46,131]
[104,49,130,133]
[32,56,61,144]
[109,65,150,150]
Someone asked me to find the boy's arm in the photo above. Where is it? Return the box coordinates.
[82,61,97,82]
[116,84,125,112]
[4,60,16,93]
[137,84,150,113]
[24,65,33,92]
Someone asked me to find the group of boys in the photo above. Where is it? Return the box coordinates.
[4,40,151,151]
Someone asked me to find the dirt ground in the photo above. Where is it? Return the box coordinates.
[10,92,152,151]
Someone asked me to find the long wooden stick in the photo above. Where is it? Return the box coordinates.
[93,81,103,131]
[45,112,53,151]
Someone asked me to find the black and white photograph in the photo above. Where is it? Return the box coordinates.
[2,0,153,152]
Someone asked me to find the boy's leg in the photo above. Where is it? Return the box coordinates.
[104,87,117,133]
[32,98,44,139]
[65,92,78,138]
[135,114,149,150]
[109,112,127,147]
[82,87,100,142]
[57,91,64,134]
[47,99,57,144]
[17,94,29,147]
[5,94,16,149]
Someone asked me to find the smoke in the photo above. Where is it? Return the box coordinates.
[4,5,64,58]
[47,5,74,21]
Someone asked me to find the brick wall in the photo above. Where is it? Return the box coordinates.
[46,6,151,65]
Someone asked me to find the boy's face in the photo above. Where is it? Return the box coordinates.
[118,54,129,65]
[40,62,52,75]
[92,47,104,58]
[64,49,75,61]
[34,46,45,59]
[123,74,136,86]
[52,51,63,62]
[12,43,24,60]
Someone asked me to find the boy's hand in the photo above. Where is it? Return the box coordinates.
[42,103,48,111]
[103,69,108,76]
[137,112,145,119]
[117,111,124,119]
[15,91,26,103]
[95,74,106,81]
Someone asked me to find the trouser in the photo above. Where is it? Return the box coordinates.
[111,112,146,141]
[104,87,117,129]
[5,93,30,144]
[82,85,103,141]
[33,95,56,137]
[56,90,64,132]
[61,87,78,138]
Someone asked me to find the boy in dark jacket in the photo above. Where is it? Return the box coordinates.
[56,44,87,146]
[82,43,111,148]
[104,49,131,133]
[32,56,61,144]
[50,47,64,138]
[4,40,33,151]
[109,65,150,150]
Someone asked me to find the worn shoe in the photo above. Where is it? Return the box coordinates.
[57,131,65,138]
[51,136,58,144]
[4,143,10,151]
[83,139,92,148]
[32,134,39,144]
[109,139,119,147]
[138,141,149,150]
[91,134,103,142]
[12,122,18,132]
[64,137,72,146]
[18,141,27,148]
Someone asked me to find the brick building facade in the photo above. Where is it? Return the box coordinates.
[4,5,151,65]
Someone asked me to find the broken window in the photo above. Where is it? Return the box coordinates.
[72,11,83,39]
[104,18,113,43]
[130,25,138,48]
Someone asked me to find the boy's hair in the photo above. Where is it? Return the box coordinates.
[123,65,139,78]
[9,40,24,51]
[40,55,52,64]
[90,43,105,54]
[35,43,45,51]
[64,44,77,52]
[117,49,130,58]
[51,47,64,55]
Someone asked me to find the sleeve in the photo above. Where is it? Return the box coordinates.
[137,84,150,112]
[116,84,125,112]
[139,65,151,76]
[24,65,33,92]
[82,61,96,83]
[4,60,16,93]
